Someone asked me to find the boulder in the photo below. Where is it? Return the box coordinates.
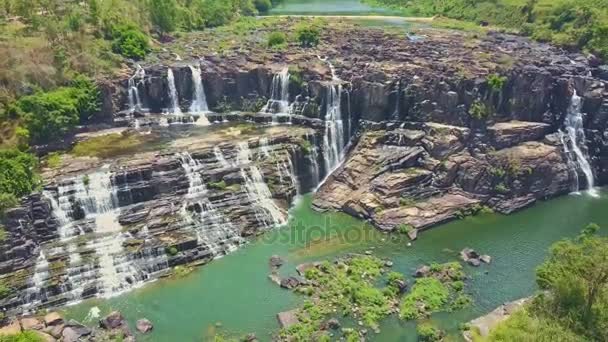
[277,309,299,328]
[62,320,92,342]
[467,258,481,267]
[136,318,154,334]
[460,248,480,262]
[480,255,492,264]
[414,265,431,278]
[269,255,284,269]
[0,319,21,336]
[44,312,64,326]
[21,317,44,330]
[99,311,126,330]
[268,273,282,286]
[326,318,341,330]
[280,277,301,289]
[244,333,258,342]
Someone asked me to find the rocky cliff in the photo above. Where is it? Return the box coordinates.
[1,19,607,313]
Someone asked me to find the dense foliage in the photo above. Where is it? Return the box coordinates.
[364,0,608,60]
[8,76,100,144]
[0,148,38,218]
[480,224,608,341]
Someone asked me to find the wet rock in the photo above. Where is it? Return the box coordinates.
[280,276,301,289]
[467,258,481,267]
[136,318,154,333]
[384,261,394,267]
[414,265,431,278]
[460,248,480,262]
[44,312,64,326]
[326,318,341,330]
[99,311,126,330]
[62,320,92,342]
[268,273,281,286]
[296,262,318,277]
[269,255,284,269]
[244,333,258,342]
[480,255,492,264]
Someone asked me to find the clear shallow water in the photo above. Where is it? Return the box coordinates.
[268,0,401,16]
[64,190,608,341]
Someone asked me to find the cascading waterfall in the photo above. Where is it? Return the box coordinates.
[128,64,145,113]
[262,68,291,123]
[562,89,598,197]
[238,143,286,227]
[318,57,346,182]
[189,65,211,126]
[214,146,232,168]
[322,82,344,175]
[179,152,242,256]
[305,133,321,186]
[167,68,182,115]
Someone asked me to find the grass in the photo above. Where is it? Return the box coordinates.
[71,133,144,159]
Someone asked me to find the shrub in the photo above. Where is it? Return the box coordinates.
[267,31,287,48]
[400,278,450,320]
[469,100,489,120]
[295,24,320,47]
[487,74,507,92]
[398,224,412,235]
[208,180,227,191]
[254,0,273,13]
[111,25,150,60]
[0,149,38,198]
[166,246,179,256]
[417,322,444,342]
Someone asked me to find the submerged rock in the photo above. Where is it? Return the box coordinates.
[136,318,154,333]
[269,255,284,269]
[414,265,431,278]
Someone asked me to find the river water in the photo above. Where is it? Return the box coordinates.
[64,190,607,341]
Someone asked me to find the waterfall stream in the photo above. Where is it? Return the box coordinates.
[179,152,243,257]
[562,89,598,197]
[262,68,292,123]
[238,143,286,227]
[189,65,210,126]
[167,68,182,115]
[128,64,145,113]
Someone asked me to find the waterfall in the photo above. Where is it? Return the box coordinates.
[214,147,232,168]
[562,89,597,196]
[317,57,346,183]
[30,251,49,288]
[128,65,145,113]
[167,68,182,115]
[179,152,243,256]
[238,143,286,227]
[188,65,210,126]
[259,137,272,158]
[322,82,344,175]
[262,68,291,122]
[306,133,321,186]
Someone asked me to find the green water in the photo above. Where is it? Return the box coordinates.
[64,191,608,341]
[268,0,401,16]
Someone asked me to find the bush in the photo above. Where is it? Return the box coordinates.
[254,0,273,13]
[267,31,287,48]
[166,246,179,256]
[295,24,320,47]
[110,25,150,60]
[0,331,44,342]
[400,278,450,320]
[11,78,100,144]
[417,322,444,342]
[0,149,38,198]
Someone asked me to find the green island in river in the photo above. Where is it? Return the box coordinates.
[0,0,607,341]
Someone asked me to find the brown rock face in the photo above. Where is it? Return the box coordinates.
[314,121,574,232]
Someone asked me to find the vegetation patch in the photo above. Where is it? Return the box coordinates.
[71,132,144,159]
[400,262,470,320]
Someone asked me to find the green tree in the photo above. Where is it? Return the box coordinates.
[0,149,38,198]
[295,24,320,47]
[150,0,178,34]
[535,224,608,340]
